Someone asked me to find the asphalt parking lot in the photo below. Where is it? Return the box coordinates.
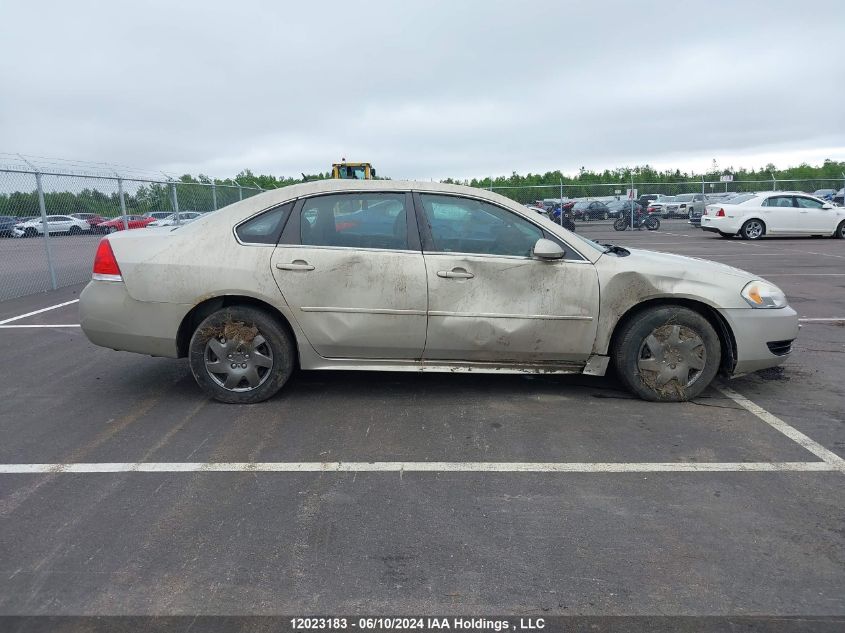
[0,220,843,622]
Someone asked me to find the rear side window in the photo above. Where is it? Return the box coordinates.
[236,202,293,244]
[764,196,795,208]
[300,193,408,250]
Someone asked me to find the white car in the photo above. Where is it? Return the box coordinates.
[701,191,845,240]
[12,215,90,238]
[147,211,203,227]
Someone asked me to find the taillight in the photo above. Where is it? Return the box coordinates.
[716,208,726,217]
[92,238,122,281]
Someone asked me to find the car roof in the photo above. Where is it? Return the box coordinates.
[215,179,544,224]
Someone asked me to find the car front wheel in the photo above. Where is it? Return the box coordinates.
[835,220,845,239]
[188,305,295,404]
[612,305,721,402]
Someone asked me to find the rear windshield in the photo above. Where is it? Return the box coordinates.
[723,194,755,204]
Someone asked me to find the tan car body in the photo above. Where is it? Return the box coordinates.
[80,179,798,378]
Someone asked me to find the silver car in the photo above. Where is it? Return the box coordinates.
[80,180,798,404]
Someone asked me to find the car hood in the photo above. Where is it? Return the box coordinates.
[623,247,755,279]
[595,246,767,311]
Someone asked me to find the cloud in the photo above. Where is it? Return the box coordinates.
[1,0,843,180]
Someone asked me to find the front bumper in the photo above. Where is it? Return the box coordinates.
[79,280,192,358]
[719,306,799,374]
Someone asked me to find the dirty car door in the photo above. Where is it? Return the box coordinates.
[416,193,599,363]
[271,192,427,359]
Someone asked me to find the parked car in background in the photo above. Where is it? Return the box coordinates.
[647,195,674,217]
[0,215,20,237]
[834,188,844,206]
[79,179,798,404]
[12,215,90,237]
[144,211,174,221]
[572,200,611,220]
[70,213,105,232]
[813,189,836,200]
[97,215,156,233]
[147,211,204,227]
[665,193,708,220]
[637,194,667,209]
[701,192,845,239]
[606,199,641,218]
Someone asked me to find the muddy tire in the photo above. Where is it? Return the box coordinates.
[740,219,765,240]
[188,305,295,404]
[612,305,721,402]
[834,220,845,239]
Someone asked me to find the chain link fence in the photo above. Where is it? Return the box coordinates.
[0,168,263,302]
[1,167,843,303]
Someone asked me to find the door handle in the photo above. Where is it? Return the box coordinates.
[437,269,474,279]
[276,260,315,271]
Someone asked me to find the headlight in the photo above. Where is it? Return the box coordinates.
[741,280,787,309]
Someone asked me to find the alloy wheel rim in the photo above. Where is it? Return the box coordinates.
[746,221,763,238]
[637,324,706,389]
[204,332,274,392]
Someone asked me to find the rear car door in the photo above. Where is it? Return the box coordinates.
[416,193,599,363]
[762,195,798,233]
[47,216,71,233]
[270,191,428,359]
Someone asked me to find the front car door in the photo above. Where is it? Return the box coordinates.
[794,195,832,233]
[270,191,428,359]
[415,192,599,363]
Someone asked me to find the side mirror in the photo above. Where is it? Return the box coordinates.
[822,203,833,209]
[533,238,565,260]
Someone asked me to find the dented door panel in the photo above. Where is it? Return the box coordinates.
[422,254,600,362]
[270,246,428,359]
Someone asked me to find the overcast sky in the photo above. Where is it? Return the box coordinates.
[2,0,844,181]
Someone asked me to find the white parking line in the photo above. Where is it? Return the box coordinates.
[716,384,845,473]
[0,324,81,329]
[0,299,79,325]
[0,461,836,474]
[799,318,845,323]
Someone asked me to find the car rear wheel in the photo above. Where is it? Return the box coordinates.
[612,305,721,402]
[188,306,295,404]
[835,220,845,239]
[740,219,765,240]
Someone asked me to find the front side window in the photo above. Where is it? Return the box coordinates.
[795,197,824,209]
[419,194,542,257]
[300,193,407,250]
[236,202,293,244]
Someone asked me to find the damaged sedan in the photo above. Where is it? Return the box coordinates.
[79,180,798,404]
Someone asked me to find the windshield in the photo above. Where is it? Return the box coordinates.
[675,194,695,202]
